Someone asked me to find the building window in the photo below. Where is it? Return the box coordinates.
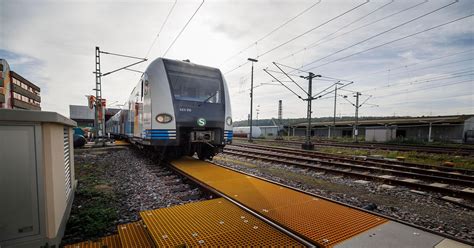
[13,92,21,100]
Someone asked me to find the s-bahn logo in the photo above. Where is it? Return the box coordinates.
[197,118,206,127]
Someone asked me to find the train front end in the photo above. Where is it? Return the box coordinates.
[150,58,232,159]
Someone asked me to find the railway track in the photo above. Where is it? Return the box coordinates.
[223,144,474,201]
[233,137,474,156]
[231,143,474,178]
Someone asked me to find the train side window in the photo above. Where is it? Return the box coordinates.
[141,80,144,99]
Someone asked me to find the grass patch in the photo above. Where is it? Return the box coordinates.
[319,147,474,170]
[63,162,118,240]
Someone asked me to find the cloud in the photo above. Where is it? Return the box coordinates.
[1,0,472,120]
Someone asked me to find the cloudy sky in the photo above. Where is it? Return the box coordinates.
[1,0,473,121]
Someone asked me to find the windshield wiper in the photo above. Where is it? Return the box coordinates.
[200,91,218,104]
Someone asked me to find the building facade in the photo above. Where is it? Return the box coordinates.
[288,115,474,143]
[0,59,41,110]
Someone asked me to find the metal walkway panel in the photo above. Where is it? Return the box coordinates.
[101,234,122,247]
[171,157,388,247]
[117,221,154,248]
[140,198,303,247]
[63,234,122,248]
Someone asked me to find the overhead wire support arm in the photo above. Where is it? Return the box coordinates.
[124,68,145,74]
[101,59,147,77]
[312,82,339,99]
[263,69,303,100]
[273,62,308,95]
[340,94,356,107]
[99,51,147,60]
[359,95,373,107]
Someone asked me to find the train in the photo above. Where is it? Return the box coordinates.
[233,126,262,138]
[106,58,233,160]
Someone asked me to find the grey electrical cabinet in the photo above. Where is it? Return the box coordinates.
[0,109,77,247]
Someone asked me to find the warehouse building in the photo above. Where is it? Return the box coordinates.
[0,59,41,110]
[287,115,474,143]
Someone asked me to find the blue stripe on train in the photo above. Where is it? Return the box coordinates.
[224,130,233,140]
[142,129,176,140]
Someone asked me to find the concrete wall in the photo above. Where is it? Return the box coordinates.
[366,128,396,142]
[260,126,278,137]
[463,117,474,133]
[397,124,464,143]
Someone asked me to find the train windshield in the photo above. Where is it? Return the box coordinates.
[164,60,223,104]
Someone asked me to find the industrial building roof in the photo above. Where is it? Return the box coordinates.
[290,115,474,128]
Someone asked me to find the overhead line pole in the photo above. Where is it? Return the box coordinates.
[301,72,320,150]
[354,92,361,143]
[248,58,258,142]
[94,47,102,142]
[93,46,147,146]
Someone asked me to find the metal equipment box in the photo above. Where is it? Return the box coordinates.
[0,109,77,247]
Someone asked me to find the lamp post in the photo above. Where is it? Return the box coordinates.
[248,58,258,142]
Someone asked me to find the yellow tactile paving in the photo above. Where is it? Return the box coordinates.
[171,157,388,247]
[63,234,121,248]
[117,221,154,248]
[140,198,302,247]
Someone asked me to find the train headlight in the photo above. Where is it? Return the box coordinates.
[156,113,173,123]
[226,116,232,126]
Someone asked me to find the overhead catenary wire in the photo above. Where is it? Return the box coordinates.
[220,0,322,66]
[304,13,474,71]
[362,68,474,93]
[244,0,438,86]
[279,0,405,61]
[355,57,474,81]
[257,0,370,59]
[302,0,459,70]
[162,0,205,57]
[145,0,178,58]
[349,48,474,80]
[224,0,370,75]
[372,79,473,99]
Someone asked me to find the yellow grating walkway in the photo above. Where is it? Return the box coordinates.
[63,234,121,248]
[171,157,388,247]
[114,140,129,146]
[117,221,154,248]
[141,198,302,246]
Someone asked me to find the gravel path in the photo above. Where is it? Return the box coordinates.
[62,147,206,245]
[213,153,474,243]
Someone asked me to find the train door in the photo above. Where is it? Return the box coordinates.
[142,74,152,135]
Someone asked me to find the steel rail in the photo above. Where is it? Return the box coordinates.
[222,149,474,200]
[232,137,474,156]
[230,143,474,181]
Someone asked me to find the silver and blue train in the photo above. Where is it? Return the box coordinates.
[106,58,233,159]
